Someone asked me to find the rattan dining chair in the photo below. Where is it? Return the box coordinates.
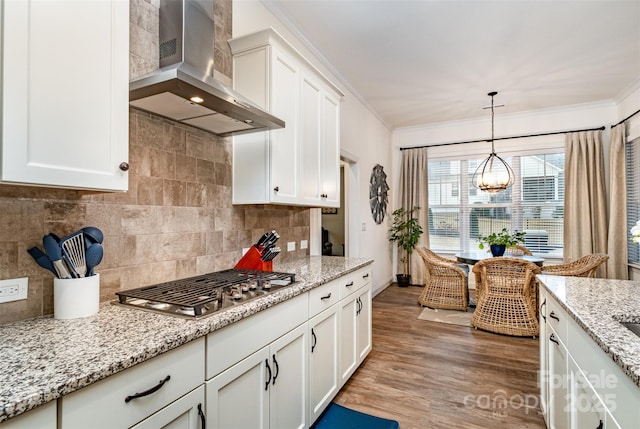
[506,245,533,256]
[416,247,469,311]
[541,253,609,278]
[471,257,541,337]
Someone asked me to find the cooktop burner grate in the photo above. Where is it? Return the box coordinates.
[114,269,296,318]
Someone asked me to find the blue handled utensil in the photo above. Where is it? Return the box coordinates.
[43,234,72,279]
[85,243,104,276]
[26,246,58,277]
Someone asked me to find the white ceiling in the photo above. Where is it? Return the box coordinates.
[262,0,640,130]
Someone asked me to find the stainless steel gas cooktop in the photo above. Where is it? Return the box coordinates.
[113,269,296,319]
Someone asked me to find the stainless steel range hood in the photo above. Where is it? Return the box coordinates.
[129,0,284,137]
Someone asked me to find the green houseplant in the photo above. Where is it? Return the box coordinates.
[478,227,526,256]
[389,207,424,287]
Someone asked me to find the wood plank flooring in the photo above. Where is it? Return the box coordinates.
[333,284,547,429]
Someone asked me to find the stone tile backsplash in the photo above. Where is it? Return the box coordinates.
[0,0,310,324]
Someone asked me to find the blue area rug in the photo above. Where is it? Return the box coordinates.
[312,403,400,429]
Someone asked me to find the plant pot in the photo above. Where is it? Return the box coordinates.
[396,274,411,287]
[490,244,506,257]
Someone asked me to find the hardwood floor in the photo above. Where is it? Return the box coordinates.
[333,284,547,429]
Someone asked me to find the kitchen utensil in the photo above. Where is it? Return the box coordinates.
[43,234,72,279]
[82,226,104,244]
[27,247,58,276]
[60,231,87,277]
[85,243,104,276]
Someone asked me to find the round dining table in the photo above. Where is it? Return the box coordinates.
[455,251,544,267]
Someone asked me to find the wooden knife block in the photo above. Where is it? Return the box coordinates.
[234,246,273,271]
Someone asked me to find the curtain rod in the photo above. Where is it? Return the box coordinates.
[399,125,606,151]
[613,108,640,127]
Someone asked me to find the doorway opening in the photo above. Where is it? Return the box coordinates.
[321,161,347,256]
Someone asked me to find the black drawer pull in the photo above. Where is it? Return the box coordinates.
[321,293,332,300]
[311,328,317,353]
[345,281,354,287]
[549,311,560,322]
[272,354,279,385]
[125,375,170,403]
[362,273,369,279]
[549,334,560,346]
[596,420,603,429]
[274,186,279,192]
[198,403,206,429]
[265,359,272,391]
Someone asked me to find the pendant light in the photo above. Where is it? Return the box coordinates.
[472,91,514,193]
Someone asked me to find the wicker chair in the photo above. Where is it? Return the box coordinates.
[471,257,541,337]
[416,247,469,311]
[506,245,533,256]
[541,253,609,278]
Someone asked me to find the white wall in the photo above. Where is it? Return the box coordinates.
[233,0,395,295]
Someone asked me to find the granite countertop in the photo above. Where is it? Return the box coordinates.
[537,274,640,389]
[0,256,373,423]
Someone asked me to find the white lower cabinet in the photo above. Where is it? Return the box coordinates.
[0,400,56,429]
[205,323,308,429]
[131,386,205,429]
[339,282,372,385]
[539,289,640,429]
[59,338,205,429]
[308,305,339,423]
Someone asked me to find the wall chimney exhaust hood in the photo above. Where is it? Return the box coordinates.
[129,0,284,137]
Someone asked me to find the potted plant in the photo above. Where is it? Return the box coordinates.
[389,207,424,287]
[478,227,526,256]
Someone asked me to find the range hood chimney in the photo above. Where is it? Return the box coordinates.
[129,0,284,137]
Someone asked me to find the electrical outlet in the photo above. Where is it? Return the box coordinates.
[287,241,296,252]
[300,240,308,249]
[0,277,28,303]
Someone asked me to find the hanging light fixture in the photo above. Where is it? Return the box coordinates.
[472,91,514,193]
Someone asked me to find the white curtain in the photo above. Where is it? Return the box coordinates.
[607,125,628,279]
[564,130,608,277]
[398,148,429,285]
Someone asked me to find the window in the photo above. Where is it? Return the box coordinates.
[428,152,564,257]
[626,137,640,263]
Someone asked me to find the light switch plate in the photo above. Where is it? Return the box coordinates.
[0,277,28,303]
[287,241,296,252]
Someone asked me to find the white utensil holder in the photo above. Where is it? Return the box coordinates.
[54,274,100,319]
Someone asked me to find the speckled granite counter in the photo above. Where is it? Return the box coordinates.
[0,256,372,423]
[537,274,640,389]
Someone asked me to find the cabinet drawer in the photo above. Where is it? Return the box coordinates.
[206,293,308,379]
[338,267,372,300]
[546,295,567,342]
[309,280,340,317]
[60,338,205,429]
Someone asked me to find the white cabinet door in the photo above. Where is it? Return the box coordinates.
[308,305,339,423]
[300,74,322,205]
[569,358,605,429]
[1,0,129,191]
[206,347,270,429]
[269,324,308,429]
[320,91,340,207]
[548,329,569,429]
[269,49,300,204]
[131,386,205,429]
[338,292,358,386]
[355,283,372,363]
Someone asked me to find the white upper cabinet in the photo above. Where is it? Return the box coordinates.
[0,0,129,191]
[230,28,343,207]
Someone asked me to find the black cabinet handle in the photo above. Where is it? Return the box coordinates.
[540,299,547,321]
[197,403,206,429]
[119,162,130,171]
[321,293,332,300]
[356,297,361,315]
[311,328,317,353]
[274,186,279,192]
[345,281,354,287]
[549,311,560,322]
[362,273,369,279]
[596,420,603,429]
[549,334,560,346]
[125,375,170,403]
[321,193,327,198]
[272,354,279,385]
[265,359,272,391]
